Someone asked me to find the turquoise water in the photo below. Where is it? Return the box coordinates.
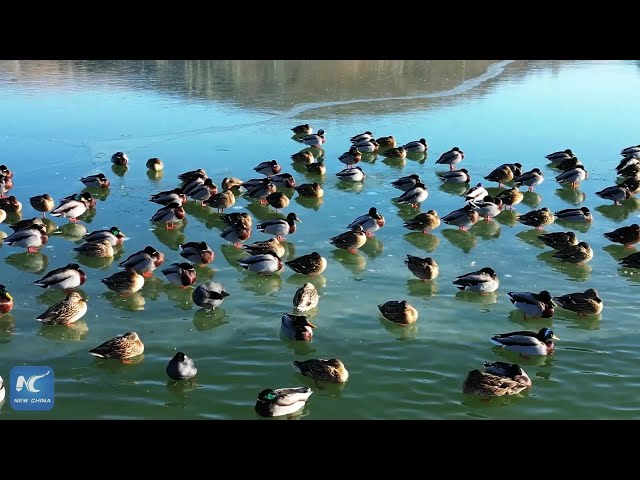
[1,60,640,419]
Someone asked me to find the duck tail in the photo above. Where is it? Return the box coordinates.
[291,361,304,374]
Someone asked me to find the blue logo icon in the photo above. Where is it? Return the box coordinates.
[10,366,55,411]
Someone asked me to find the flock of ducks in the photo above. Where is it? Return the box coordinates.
[0,123,639,416]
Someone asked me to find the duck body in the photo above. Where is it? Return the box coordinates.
[463,362,532,397]
[439,168,470,183]
[302,129,325,147]
[402,210,440,234]
[242,238,285,258]
[280,313,316,341]
[34,263,86,290]
[146,157,164,171]
[80,173,110,189]
[347,207,385,236]
[539,231,578,250]
[4,225,48,252]
[546,148,575,161]
[436,147,464,171]
[291,124,312,136]
[51,194,88,222]
[257,212,301,241]
[553,288,603,315]
[554,207,593,222]
[336,166,366,182]
[292,359,349,383]
[397,182,428,207]
[0,284,14,315]
[392,174,421,192]
[555,165,588,188]
[89,331,144,360]
[255,387,313,417]
[83,226,125,246]
[490,327,558,356]
[118,246,165,277]
[150,188,187,206]
[604,223,640,247]
[192,282,229,310]
[179,241,214,265]
[378,300,419,325]
[101,269,145,295]
[404,255,439,280]
[29,194,55,215]
[495,187,524,210]
[402,138,428,152]
[204,190,236,213]
[453,267,499,294]
[517,207,554,229]
[514,168,544,191]
[74,239,114,258]
[166,352,197,381]
[507,291,555,318]
[161,262,197,287]
[238,252,283,275]
[295,182,324,198]
[441,205,479,230]
[596,185,632,205]
[285,252,327,276]
[293,282,319,312]
[150,202,186,229]
[36,291,88,326]
[329,224,367,253]
[338,146,362,168]
[111,152,129,166]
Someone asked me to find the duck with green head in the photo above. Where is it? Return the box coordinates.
[255,387,313,417]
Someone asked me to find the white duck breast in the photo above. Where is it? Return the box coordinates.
[336,167,366,182]
[150,189,185,206]
[441,206,478,229]
[119,251,155,272]
[51,199,87,220]
[397,183,428,205]
[507,292,552,318]
[34,266,85,290]
[554,207,592,221]
[151,204,184,223]
[469,198,502,219]
[350,131,373,143]
[464,183,489,201]
[436,147,464,168]
[238,253,283,274]
[453,268,499,293]
[4,228,45,249]
[555,166,588,184]
[402,138,428,152]
[489,331,552,356]
[439,169,470,183]
[353,140,377,153]
[302,130,325,146]
[347,208,384,233]
[514,169,544,188]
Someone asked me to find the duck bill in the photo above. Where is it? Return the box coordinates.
[306,320,317,329]
[295,218,302,223]
[552,334,560,340]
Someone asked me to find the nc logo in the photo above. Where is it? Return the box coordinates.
[10,366,55,411]
[16,369,51,393]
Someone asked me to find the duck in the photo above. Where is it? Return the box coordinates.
[439,168,471,184]
[188,178,219,205]
[161,262,197,288]
[402,138,428,153]
[619,175,640,195]
[336,166,366,182]
[347,207,385,236]
[242,238,285,258]
[507,291,555,319]
[3,224,48,252]
[329,224,367,253]
[150,202,186,229]
[0,208,5,224]
[514,168,544,191]
[291,124,312,136]
[621,145,640,156]
[404,255,439,281]
[150,188,187,206]
[192,282,229,310]
[254,160,282,177]
[270,173,297,189]
[604,223,640,247]
[352,139,379,153]
[552,241,593,264]
[0,173,13,198]
[555,156,582,172]
[51,194,89,223]
[238,251,283,275]
[545,148,575,161]
[281,313,316,341]
[463,361,532,397]
[29,194,55,216]
[221,177,244,192]
[616,156,638,174]
[539,231,578,250]
[178,168,207,184]
[293,282,319,312]
[306,161,327,175]
[619,252,640,269]
[36,291,88,326]
[179,241,214,265]
[502,163,523,177]
[34,263,86,290]
[382,146,407,159]
[118,246,165,277]
[89,332,144,360]
[596,185,633,205]
[0,374,3,404]
[392,174,422,192]
[350,131,373,143]
[83,226,126,245]
[254,387,313,417]
[111,152,129,166]
[291,150,315,164]
[0,284,14,315]
[0,164,13,179]
[101,269,145,295]
[302,129,326,147]
[553,288,603,316]
[436,147,464,171]
[219,225,252,248]
[292,359,349,383]
[378,300,419,325]
[618,162,640,179]
[453,267,499,294]
[397,182,428,208]
[338,146,362,168]
[469,196,503,221]
[554,207,593,222]
[484,164,514,187]
[0,196,22,213]
[257,212,301,241]
[8,217,44,232]
[220,212,253,231]
[285,252,327,276]
[146,157,164,171]
[376,135,396,149]
[495,187,524,210]
[80,173,110,189]
[74,239,114,258]
[182,174,207,196]
[490,327,558,356]
[295,182,324,198]
[441,205,479,231]
[402,210,440,234]
[555,165,588,188]
[464,183,489,202]
[245,179,277,204]
[516,207,554,230]
[166,352,197,382]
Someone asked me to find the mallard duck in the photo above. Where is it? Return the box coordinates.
[9,217,44,231]
[306,161,326,175]
[618,162,640,179]
[553,288,603,315]
[616,156,638,174]
[83,226,126,246]
[150,202,186,229]
[596,185,633,205]
[441,205,479,231]
[291,150,315,164]
[514,168,544,191]
[546,148,575,161]
[150,188,187,206]
[329,224,367,253]
[469,196,503,221]
[490,327,558,356]
[397,182,428,208]
[439,168,471,184]
[351,131,373,143]
[178,168,207,184]
[503,163,523,177]
[554,207,593,222]
[553,241,593,264]
[392,174,422,192]
[266,191,291,211]
[257,212,301,241]
[254,160,282,177]
[281,313,316,341]
[347,207,385,236]
[495,187,524,210]
[0,208,5,224]
[179,241,214,265]
[61,191,96,209]
[553,156,581,173]
[89,331,144,360]
[539,231,578,250]
[619,251,640,269]
[51,194,89,223]
[619,175,640,195]
[161,262,197,287]
[484,165,514,187]
[604,223,640,247]
[204,190,236,213]
[245,179,277,204]
[382,146,407,159]
[0,164,13,179]
[555,165,588,188]
[74,239,114,258]
[145,157,164,171]
[336,166,366,182]
[242,238,285,258]
[270,173,296,189]
[220,225,252,247]
[403,210,440,234]
[221,177,244,191]
[3,224,48,252]
[295,182,324,198]
[507,291,555,319]
[453,267,499,294]
[255,387,313,417]
[0,284,14,315]
[376,136,396,149]
[338,146,362,169]
[118,246,165,277]
[291,124,312,136]
[29,194,55,216]
[293,359,349,383]
[111,152,129,166]
[239,251,283,275]
[353,139,379,153]
[293,282,319,312]
[285,252,327,276]
[192,282,229,310]
[36,291,87,326]
[80,173,110,189]
[517,207,554,229]
[0,172,13,197]
[463,361,532,397]
[0,196,22,213]
[378,300,419,325]
[101,269,145,295]
[182,174,206,196]
[188,178,219,205]
[302,129,326,147]
[436,147,464,171]
[621,145,640,156]
[404,255,439,281]
[402,138,428,153]
[166,352,197,381]
[220,212,253,230]
[34,263,86,290]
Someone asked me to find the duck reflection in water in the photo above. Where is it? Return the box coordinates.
[330,248,366,275]
[455,290,498,305]
[38,320,89,342]
[5,251,49,274]
[82,187,110,202]
[441,228,477,254]
[470,219,501,240]
[495,210,518,227]
[239,271,283,296]
[103,291,145,311]
[164,283,195,310]
[379,317,418,341]
[406,151,427,163]
[521,191,543,208]
[360,236,384,258]
[286,273,327,290]
[406,278,438,297]
[219,244,249,270]
[55,222,88,241]
[403,232,440,252]
[515,229,546,249]
[193,307,229,332]
[295,195,323,211]
[555,186,585,206]
[536,251,592,281]
[152,221,187,251]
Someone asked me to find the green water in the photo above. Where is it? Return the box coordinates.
[1,60,640,419]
